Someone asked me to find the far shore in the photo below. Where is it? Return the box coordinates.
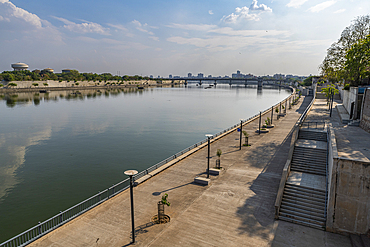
[0,80,184,93]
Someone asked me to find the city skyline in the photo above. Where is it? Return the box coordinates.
[0,0,369,76]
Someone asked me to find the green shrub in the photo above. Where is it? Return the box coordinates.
[75,82,79,86]
[343,83,350,90]
[43,83,48,86]
[32,83,39,86]
[8,82,17,87]
[0,84,3,87]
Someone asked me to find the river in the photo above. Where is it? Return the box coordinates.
[0,84,291,242]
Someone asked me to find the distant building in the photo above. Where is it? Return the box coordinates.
[43,68,54,73]
[150,75,153,79]
[187,73,192,78]
[208,75,212,78]
[11,62,29,71]
[197,73,204,78]
[273,74,285,80]
[232,70,245,78]
[169,74,172,79]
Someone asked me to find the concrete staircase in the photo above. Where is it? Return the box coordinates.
[278,129,328,230]
[291,130,327,176]
[290,146,327,176]
[279,183,326,230]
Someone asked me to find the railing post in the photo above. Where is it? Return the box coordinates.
[38,222,42,235]
[60,211,63,223]
[271,106,273,125]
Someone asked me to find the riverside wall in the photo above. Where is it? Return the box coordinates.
[0,79,181,93]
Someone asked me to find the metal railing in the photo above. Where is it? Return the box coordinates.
[0,87,295,247]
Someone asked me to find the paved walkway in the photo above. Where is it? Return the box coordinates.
[29,96,351,247]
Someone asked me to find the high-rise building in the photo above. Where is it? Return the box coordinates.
[187,73,192,78]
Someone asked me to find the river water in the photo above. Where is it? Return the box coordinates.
[0,84,291,242]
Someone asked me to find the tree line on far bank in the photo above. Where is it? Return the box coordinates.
[0,69,159,83]
[320,15,370,86]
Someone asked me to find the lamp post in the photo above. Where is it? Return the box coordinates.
[239,119,243,150]
[124,169,138,243]
[258,111,262,135]
[205,134,213,178]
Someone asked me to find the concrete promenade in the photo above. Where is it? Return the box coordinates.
[28,96,351,247]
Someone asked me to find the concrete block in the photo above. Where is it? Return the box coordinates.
[207,168,222,176]
[194,177,211,185]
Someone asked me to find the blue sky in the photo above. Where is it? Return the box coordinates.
[0,0,369,77]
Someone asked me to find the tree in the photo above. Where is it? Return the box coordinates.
[2,73,15,81]
[320,15,370,84]
[344,34,370,85]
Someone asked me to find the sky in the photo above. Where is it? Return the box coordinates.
[0,0,369,77]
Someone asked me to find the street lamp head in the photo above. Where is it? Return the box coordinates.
[124,170,138,176]
[205,134,213,138]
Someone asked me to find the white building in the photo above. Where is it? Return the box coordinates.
[11,62,29,71]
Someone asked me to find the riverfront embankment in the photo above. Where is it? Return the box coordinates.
[0,79,182,93]
[26,94,351,247]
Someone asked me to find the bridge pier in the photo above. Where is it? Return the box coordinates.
[258,78,263,88]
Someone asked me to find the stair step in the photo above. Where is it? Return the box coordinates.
[281,201,325,215]
[294,146,327,152]
[285,184,326,195]
[284,187,326,199]
[282,197,325,211]
[280,207,326,222]
[281,204,325,218]
[278,215,326,230]
[283,191,326,203]
[291,161,326,168]
[290,168,326,176]
[290,167,326,176]
[285,183,326,194]
[283,194,325,207]
[279,212,325,227]
[292,154,327,160]
[290,164,326,171]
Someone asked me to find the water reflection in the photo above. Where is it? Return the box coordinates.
[0,127,52,202]
[0,87,160,107]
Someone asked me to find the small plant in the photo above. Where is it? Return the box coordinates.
[343,83,350,90]
[43,83,48,86]
[282,105,285,109]
[8,83,17,87]
[32,83,39,87]
[75,82,79,86]
[242,131,250,146]
[161,193,171,206]
[275,108,279,113]
[265,117,271,126]
[216,149,222,157]
[0,84,3,87]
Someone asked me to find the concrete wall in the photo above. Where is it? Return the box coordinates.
[360,88,370,133]
[327,126,370,234]
[0,79,171,89]
[341,87,358,119]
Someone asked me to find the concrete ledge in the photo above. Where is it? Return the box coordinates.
[207,168,223,176]
[336,104,350,124]
[194,177,211,185]
[134,174,152,185]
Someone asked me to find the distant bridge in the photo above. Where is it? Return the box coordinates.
[164,77,291,87]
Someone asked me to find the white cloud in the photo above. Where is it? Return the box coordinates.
[250,0,272,11]
[286,0,309,8]
[0,0,42,28]
[222,0,272,23]
[132,20,154,35]
[166,23,217,31]
[52,16,110,35]
[308,0,337,13]
[209,10,214,15]
[334,8,346,14]
[107,23,134,37]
